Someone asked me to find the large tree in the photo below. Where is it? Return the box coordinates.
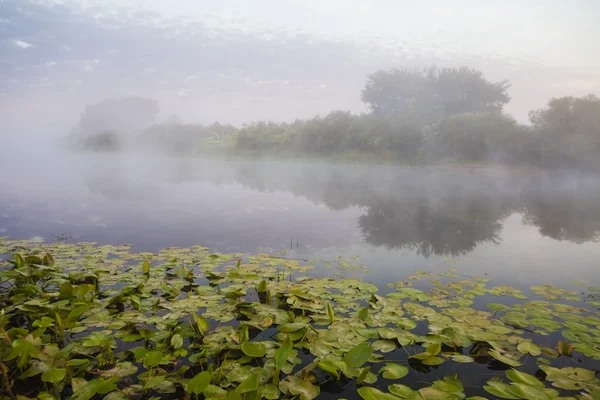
[529,94,600,169]
[361,66,510,121]
[78,97,160,135]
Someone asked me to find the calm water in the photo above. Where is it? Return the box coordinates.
[2,150,600,291]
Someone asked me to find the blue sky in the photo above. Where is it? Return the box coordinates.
[1,0,599,136]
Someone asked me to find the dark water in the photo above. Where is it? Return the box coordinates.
[2,151,600,291]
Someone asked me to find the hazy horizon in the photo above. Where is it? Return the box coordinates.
[2,0,600,138]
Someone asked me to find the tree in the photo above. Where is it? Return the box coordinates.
[529,94,600,169]
[78,97,160,135]
[424,112,525,163]
[361,66,510,122]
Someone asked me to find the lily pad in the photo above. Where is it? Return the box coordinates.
[241,341,267,358]
[380,363,409,379]
[279,375,320,400]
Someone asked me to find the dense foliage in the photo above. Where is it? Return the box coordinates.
[361,66,511,120]
[232,93,600,169]
[138,122,237,155]
[229,65,599,168]
[2,238,600,399]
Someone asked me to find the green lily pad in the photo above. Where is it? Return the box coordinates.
[241,341,267,358]
[358,387,402,400]
[517,341,542,356]
[100,362,138,379]
[343,342,373,368]
[489,349,522,367]
[380,363,409,379]
[279,375,320,400]
[186,371,211,394]
[373,340,397,353]
[506,369,544,389]
[388,384,415,398]
[41,368,66,384]
[483,380,521,399]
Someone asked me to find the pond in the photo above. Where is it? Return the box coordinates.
[2,152,600,289]
[1,150,600,399]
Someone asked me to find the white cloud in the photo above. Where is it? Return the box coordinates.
[15,40,32,48]
[45,61,57,67]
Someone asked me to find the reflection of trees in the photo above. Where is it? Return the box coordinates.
[521,177,600,243]
[359,196,504,257]
[165,160,600,255]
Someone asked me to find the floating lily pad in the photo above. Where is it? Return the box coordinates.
[380,363,409,379]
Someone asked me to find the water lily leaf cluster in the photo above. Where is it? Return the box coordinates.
[1,237,599,399]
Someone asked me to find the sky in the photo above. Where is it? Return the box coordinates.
[1,0,600,137]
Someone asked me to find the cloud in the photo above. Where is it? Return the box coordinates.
[15,40,32,48]
[0,0,598,131]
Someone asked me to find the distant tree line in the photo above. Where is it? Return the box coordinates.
[232,66,600,170]
[70,66,600,170]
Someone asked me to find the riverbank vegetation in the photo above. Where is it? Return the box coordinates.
[2,237,600,399]
[69,65,600,171]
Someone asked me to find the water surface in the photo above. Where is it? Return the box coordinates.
[2,151,600,290]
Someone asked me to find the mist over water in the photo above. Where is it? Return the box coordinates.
[2,146,599,291]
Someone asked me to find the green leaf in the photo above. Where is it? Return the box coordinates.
[59,282,74,300]
[67,358,90,367]
[510,383,552,399]
[327,303,335,324]
[483,380,522,399]
[426,343,441,355]
[279,375,320,400]
[100,362,138,379]
[450,355,474,363]
[193,314,210,335]
[356,366,371,385]
[388,384,415,398]
[257,280,268,293]
[505,369,545,389]
[488,303,511,311]
[358,387,401,400]
[241,341,267,358]
[235,373,260,394]
[517,341,542,356]
[278,322,307,332]
[373,340,397,353]
[170,334,183,349]
[259,383,280,400]
[143,261,150,274]
[489,349,522,367]
[343,342,373,368]
[317,360,340,379]
[144,375,166,390]
[41,368,66,384]
[422,356,445,366]
[72,379,117,400]
[274,337,292,372]
[143,350,163,369]
[187,371,211,394]
[68,305,89,321]
[380,363,409,379]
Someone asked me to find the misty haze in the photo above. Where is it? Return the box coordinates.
[2,1,600,399]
